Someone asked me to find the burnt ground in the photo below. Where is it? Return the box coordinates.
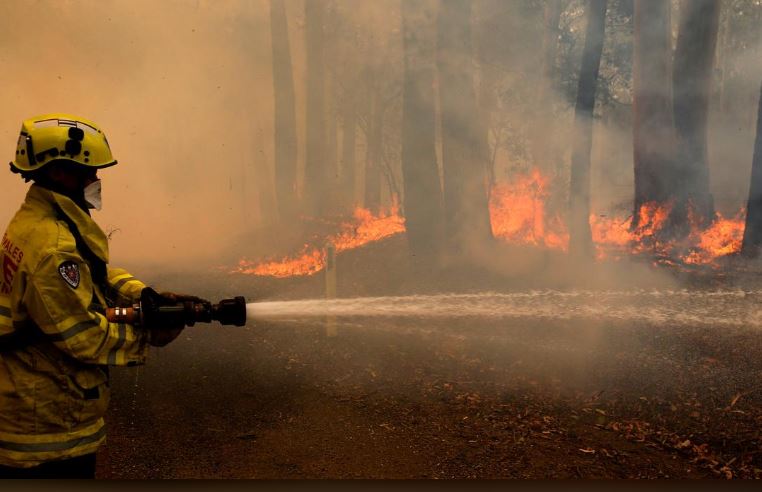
[96,236,762,479]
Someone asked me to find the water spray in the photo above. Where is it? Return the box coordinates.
[245,290,762,328]
[104,288,762,330]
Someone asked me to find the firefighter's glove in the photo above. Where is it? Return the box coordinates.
[148,324,184,348]
[158,291,210,305]
[140,287,186,347]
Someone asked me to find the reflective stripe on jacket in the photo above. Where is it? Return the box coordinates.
[0,184,150,467]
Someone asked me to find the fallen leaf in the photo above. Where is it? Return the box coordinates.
[676,439,692,450]
[729,393,742,407]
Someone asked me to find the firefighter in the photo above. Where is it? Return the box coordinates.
[0,114,199,478]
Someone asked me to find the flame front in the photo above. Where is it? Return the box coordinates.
[233,169,746,277]
[683,211,746,265]
[591,202,673,259]
[233,204,406,278]
[235,247,326,277]
[489,168,569,250]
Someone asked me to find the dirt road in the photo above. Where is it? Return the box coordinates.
[93,238,762,479]
[95,287,761,478]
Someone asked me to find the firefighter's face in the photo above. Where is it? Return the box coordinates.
[46,161,98,194]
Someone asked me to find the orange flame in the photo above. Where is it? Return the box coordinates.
[489,168,569,250]
[233,204,405,277]
[590,202,674,260]
[234,247,326,277]
[233,169,747,277]
[683,210,746,265]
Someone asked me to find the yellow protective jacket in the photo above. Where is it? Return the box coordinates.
[0,184,151,468]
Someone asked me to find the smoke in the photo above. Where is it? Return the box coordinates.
[4,5,761,473]
[0,0,759,281]
[0,0,274,270]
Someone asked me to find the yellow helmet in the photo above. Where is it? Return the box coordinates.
[10,113,116,172]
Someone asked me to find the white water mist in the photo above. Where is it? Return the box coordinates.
[246,290,762,328]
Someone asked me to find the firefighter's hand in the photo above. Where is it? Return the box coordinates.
[148,324,184,347]
[158,291,210,305]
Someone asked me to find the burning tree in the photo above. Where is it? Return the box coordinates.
[632,0,675,224]
[671,0,721,232]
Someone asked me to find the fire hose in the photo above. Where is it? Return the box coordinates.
[105,288,247,328]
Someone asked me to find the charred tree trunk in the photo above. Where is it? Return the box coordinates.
[632,0,675,225]
[364,88,382,212]
[401,0,443,260]
[303,0,328,216]
[569,0,607,259]
[671,0,720,231]
[741,82,762,257]
[270,0,298,222]
[340,90,357,209]
[437,0,493,254]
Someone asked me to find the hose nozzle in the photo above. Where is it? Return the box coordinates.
[212,296,247,326]
[106,295,247,327]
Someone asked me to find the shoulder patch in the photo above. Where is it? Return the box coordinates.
[58,261,80,288]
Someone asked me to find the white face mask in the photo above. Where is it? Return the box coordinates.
[84,179,102,211]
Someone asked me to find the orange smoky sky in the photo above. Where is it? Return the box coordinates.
[0,0,281,269]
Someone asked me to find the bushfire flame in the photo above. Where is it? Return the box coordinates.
[233,204,406,277]
[233,169,746,277]
[683,210,746,265]
[488,168,569,250]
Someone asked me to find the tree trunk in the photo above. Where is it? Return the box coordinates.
[340,90,357,210]
[473,1,496,202]
[671,0,720,230]
[364,88,382,212]
[325,74,339,214]
[472,1,497,193]
[569,0,607,259]
[534,0,563,175]
[270,0,298,222]
[716,3,730,114]
[303,0,328,216]
[437,0,493,254]
[632,0,675,225]
[255,132,277,227]
[542,0,563,91]
[401,0,443,260]
[741,82,762,257]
